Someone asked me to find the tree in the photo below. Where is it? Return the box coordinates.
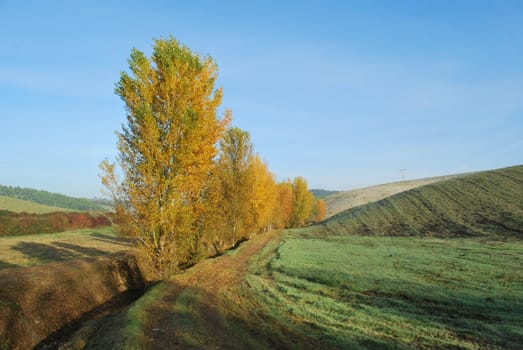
[273,180,294,229]
[291,176,314,227]
[310,198,327,223]
[100,37,229,276]
[248,154,277,234]
[215,127,254,246]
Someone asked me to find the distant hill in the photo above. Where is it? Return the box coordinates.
[0,185,106,212]
[312,165,523,238]
[0,195,72,214]
[310,189,340,199]
[324,174,465,217]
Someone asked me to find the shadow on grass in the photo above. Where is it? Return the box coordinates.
[0,260,19,270]
[90,232,134,246]
[53,242,107,256]
[11,241,112,265]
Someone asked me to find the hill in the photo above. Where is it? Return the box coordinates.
[314,165,523,238]
[310,189,340,199]
[0,185,106,212]
[323,174,464,217]
[0,195,72,214]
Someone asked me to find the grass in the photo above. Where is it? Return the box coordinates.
[0,195,72,214]
[246,234,523,349]
[317,165,523,238]
[324,173,466,217]
[0,226,133,269]
[239,165,523,349]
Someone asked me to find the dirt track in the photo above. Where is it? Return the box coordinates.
[140,231,281,349]
[69,230,293,350]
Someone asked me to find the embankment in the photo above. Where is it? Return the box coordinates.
[0,251,152,350]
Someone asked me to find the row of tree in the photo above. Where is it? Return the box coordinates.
[206,127,326,252]
[100,37,325,276]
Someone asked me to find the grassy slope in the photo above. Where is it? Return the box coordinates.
[0,195,72,214]
[243,165,523,349]
[317,165,523,238]
[324,174,464,217]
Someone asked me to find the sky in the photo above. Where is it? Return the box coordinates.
[1,0,522,198]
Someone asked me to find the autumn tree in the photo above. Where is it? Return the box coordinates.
[100,37,229,276]
[290,176,314,227]
[310,198,327,223]
[248,154,277,234]
[215,127,254,246]
[273,180,294,229]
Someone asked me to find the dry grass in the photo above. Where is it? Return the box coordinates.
[0,226,133,269]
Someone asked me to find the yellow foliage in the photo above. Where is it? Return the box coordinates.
[273,181,294,229]
[248,155,277,234]
[100,37,229,276]
[291,176,314,227]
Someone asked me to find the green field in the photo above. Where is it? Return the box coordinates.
[0,195,72,214]
[246,234,523,349]
[239,165,523,349]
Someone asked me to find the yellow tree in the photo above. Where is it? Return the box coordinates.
[315,199,327,222]
[273,180,294,229]
[100,37,229,275]
[291,176,314,227]
[216,127,254,246]
[310,198,327,223]
[248,155,277,234]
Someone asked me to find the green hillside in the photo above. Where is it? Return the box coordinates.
[323,174,464,217]
[0,185,105,212]
[0,195,72,214]
[314,165,523,238]
[242,165,523,349]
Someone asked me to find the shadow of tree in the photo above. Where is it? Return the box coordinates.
[53,242,107,257]
[0,260,19,270]
[12,242,78,264]
[90,232,134,246]
[11,241,113,265]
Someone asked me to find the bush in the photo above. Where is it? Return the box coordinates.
[0,211,112,236]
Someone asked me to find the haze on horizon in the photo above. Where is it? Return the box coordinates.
[1,1,522,197]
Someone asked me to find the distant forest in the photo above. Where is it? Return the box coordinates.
[0,185,106,211]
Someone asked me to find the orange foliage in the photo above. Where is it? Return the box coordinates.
[315,199,327,222]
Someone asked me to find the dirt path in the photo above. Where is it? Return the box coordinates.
[140,231,281,349]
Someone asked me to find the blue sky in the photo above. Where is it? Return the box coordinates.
[1,1,522,197]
